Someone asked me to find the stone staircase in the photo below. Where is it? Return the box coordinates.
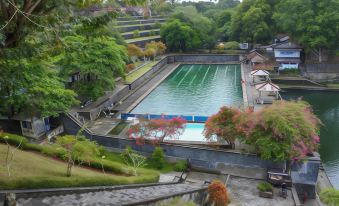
[115,16,166,47]
[15,182,207,206]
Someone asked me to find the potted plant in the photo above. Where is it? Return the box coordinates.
[257,182,273,198]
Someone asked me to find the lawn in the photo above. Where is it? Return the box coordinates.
[0,144,159,189]
[109,121,129,135]
[126,61,159,83]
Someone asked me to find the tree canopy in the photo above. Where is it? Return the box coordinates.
[206,101,320,161]
[59,35,128,100]
[274,0,339,62]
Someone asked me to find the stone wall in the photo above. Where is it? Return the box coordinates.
[171,54,239,63]
[62,114,283,171]
[302,63,339,82]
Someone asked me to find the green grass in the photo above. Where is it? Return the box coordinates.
[0,144,159,189]
[327,83,339,88]
[121,29,160,35]
[125,35,161,44]
[109,121,129,135]
[126,61,159,83]
[320,188,339,206]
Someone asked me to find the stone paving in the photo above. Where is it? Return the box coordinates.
[16,183,203,206]
[227,177,295,206]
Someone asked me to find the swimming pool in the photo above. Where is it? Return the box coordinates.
[164,123,217,143]
[131,64,243,116]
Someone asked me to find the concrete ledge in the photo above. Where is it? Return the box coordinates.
[124,186,207,206]
[0,182,179,199]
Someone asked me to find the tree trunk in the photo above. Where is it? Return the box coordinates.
[66,156,73,177]
[318,48,322,63]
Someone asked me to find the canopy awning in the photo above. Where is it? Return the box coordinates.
[255,82,280,92]
[250,69,270,76]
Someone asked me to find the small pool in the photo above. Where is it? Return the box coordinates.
[164,123,216,142]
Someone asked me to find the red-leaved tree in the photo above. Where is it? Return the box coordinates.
[127,116,186,145]
[208,180,229,206]
[204,106,244,148]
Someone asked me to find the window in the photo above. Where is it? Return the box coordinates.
[22,121,32,130]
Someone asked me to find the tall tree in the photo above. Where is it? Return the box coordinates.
[59,35,128,100]
[229,0,278,44]
[274,0,339,62]
[160,19,200,52]
[0,46,78,119]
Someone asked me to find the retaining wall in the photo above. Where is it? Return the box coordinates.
[302,63,339,81]
[170,54,239,63]
[62,114,283,171]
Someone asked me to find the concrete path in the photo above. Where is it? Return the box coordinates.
[114,63,179,113]
[16,183,204,206]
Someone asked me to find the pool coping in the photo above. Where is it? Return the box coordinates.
[127,63,244,114]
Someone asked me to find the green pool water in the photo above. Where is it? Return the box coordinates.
[131,64,243,116]
[282,90,339,189]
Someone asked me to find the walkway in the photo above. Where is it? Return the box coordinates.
[16,183,204,206]
[114,63,179,113]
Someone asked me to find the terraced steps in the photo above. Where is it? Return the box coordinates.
[125,35,161,47]
[116,23,161,33]
[121,29,160,39]
[117,15,165,21]
[115,16,166,47]
[16,183,206,206]
[117,18,166,26]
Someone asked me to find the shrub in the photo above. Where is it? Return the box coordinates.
[224,41,239,50]
[208,180,229,206]
[320,188,339,206]
[23,143,43,152]
[41,145,67,160]
[154,22,161,29]
[216,43,225,50]
[174,160,188,172]
[257,182,273,192]
[0,133,28,148]
[126,63,136,72]
[133,30,140,38]
[151,146,165,169]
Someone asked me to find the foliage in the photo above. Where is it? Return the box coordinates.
[160,20,199,52]
[145,41,167,56]
[208,180,229,206]
[151,146,165,169]
[0,49,78,118]
[171,6,217,49]
[121,146,147,176]
[204,106,243,146]
[230,0,278,44]
[59,35,128,100]
[126,63,136,72]
[127,116,186,145]
[127,44,144,60]
[274,0,339,62]
[174,160,188,172]
[133,30,140,38]
[56,129,100,177]
[239,101,321,161]
[156,197,196,206]
[0,144,159,190]
[320,188,339,206]
[224,41,239,50]
[257,182,273,192]
[216,43,225,50]
[144,48,157,59]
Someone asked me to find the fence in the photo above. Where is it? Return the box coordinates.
[121,113,209,123]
